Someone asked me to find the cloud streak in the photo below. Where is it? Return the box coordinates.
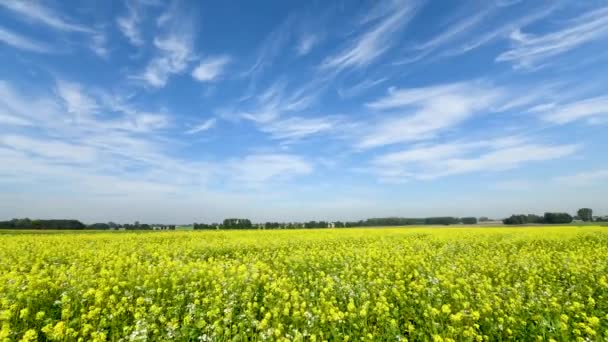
[260,116,337,141]
[321,0,418,71]
[358,81,503,148]
[554,169,608,186]
[496,6,608,68]
[0,26,55,53]
[227,154,313,186]
[192,56,231,82]
[56,80,99,120]
[139,29,194,88]
[370,137,579,182]
[185,118,217,134]
[296,34,319,56]
[535,96,608,125]
[117,2,144,47]
[0,1,91,33]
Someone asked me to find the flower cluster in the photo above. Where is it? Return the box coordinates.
[1,227,607,341]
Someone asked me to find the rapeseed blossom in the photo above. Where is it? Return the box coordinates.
[0,227,607,340]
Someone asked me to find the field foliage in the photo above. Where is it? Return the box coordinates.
[1,227,608,341]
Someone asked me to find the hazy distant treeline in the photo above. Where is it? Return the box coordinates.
[0,219,175,230]
[0,218,85,230]
[503,212,573,225]
[502,209,603,225]
[193,217,480,230]
[0,208,602,230]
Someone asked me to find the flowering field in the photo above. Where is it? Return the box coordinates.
[1,227,607,341]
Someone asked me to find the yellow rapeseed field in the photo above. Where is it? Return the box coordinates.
[1,227,608,341]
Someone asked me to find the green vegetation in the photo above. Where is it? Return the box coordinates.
[503,212,574,225]
[577,208,593,222]
[0,219,85,230]
[1,208,603,231]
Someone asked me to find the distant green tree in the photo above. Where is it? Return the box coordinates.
[577,208,593,222]
[504,215,528,225]
[425,217,460,225]
[0,219,86,230]
[222,219,252,229]
[461,217,478,224]
[503,214,544,225]
[89,223,110,230]
[543,212,573,224]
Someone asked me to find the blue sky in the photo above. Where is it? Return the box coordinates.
[1,0,607,223]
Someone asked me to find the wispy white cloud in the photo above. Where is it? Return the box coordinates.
[0,81,62,124]
[431,143,577,179]
[227,154,313,185]
[536,96,608,125]
[2,79,170,136]
[192,56,231,82]
[185,118,217,134]
[134,3,197,88]
[296,34,319,56]
[370,137,578,182]
[496,6,608,68]
[0,2,113,58]
[237,81,286,123]
[395,4,558,65]
[554,169,608,186]
[90,31,109,58]
[117,1,144,46]
[0,113,31,126]
[445,4,557,57]
[0,26,54,53]
[0,1,91,33]
[260,116,337,141]
[321,0,418,71]
[403,6,492,63]
[491,82,564,113]
[241,17,294,79]
[0,80,196,200]
[358,81,503,148]
[139,31,194,88]
[56,80,99,120]
[218,77,332,144]
[337,77,387,98]
[0,134,97,164]
[238,79,320,124]
[92,90,172,133]
[372,136,525,165]
[125,112,170,132]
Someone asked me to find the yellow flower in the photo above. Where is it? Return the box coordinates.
[19,308,29,320]
[19,329,37,342]
[588,316,600,327]
[441,304,451,314]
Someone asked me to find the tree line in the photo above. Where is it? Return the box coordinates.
[0,219,175,230]
[503,208,599,225]
[1,208,602,230]
[0,218,86,230]
[193,216,480,230]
